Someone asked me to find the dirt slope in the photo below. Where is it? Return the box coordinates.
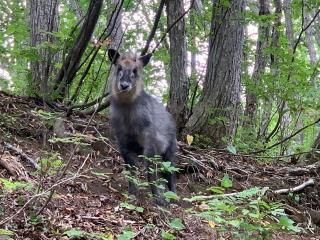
[0,91,319,239]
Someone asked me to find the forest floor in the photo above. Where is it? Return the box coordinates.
[0,91,320,240]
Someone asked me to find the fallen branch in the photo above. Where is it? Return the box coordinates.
[0,153,30,180]
[3,142,39,169]
[273,178,314,194]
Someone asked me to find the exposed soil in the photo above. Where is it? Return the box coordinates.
[0,91,320,240]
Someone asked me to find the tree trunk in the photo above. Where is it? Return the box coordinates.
[283,0,294,48]
[313,132,320,150]
[106,0,124,102]
[258,99,273,139]
[243,0,270,129]
[190,9,197,82]
[304,11,318,85]
[259,0,282,142]
[53,0,103,101]
[166,0,189,137]
[70,0,83,19]
[311,9,320,47]
[308,131,320,162]
[107,0,123,51]
[185,0,245,148]
[29,0,59,99]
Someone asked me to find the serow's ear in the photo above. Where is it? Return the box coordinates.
[139,53,152,67]
[108,49,120,64]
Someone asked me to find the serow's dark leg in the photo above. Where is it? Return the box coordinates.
[120,148,139,196]
[144,145,166,205]
[163,145,177,193]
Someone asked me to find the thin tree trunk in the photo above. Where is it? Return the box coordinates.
[190,10,197,82]
[258,99,273,139]
[29,0,59,99]
[311,9,320,47]
[166,0,189,137]
[69,0,83,19]
[259,0,282,142]
[106,0,123,98]
[304,11,318,85]
[283,0,294,48]
[308,131,320,162]
[243,0,270,129]
[185,0,245,148]
[107,0,123,51]
[53,0,103,101]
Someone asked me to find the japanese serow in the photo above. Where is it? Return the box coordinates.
[108,49,177,205]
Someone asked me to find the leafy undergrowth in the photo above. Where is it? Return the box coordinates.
[0,91,320,240]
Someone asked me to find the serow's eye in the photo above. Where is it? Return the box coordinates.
[131,68,137,77]
[117,67,123,78]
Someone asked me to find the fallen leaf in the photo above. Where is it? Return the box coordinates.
[186,135,194,146]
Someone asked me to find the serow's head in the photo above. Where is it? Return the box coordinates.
[108,49,152,92]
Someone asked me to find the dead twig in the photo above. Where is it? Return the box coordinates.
[273,178,314,194]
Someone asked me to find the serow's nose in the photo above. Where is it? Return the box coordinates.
[120,82,130,91]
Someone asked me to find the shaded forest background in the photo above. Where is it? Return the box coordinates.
[0,0,319,160]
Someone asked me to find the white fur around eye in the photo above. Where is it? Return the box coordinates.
[130,72,135,78]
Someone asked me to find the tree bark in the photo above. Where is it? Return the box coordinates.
[243,0,270,129]
[304,11,318,85]
[166,0,189,137]
[306,131,320,162]
[311,9,320,47]
[106,0,123,95]
[107,0,123,50]
[69,0,83,19]
[283,0,294,48]
[185,0,245,148]
[29,0,59,99]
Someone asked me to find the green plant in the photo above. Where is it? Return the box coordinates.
[120,202,144,213]
[37,152,64,176]
[0,229,14,240]
[117,228,135,240]
[168,218,185,231]
[63,228,113,240]
[0,178,33,192]
[184,176,302,238]
[122,155,180,203]
[161,231,176,240]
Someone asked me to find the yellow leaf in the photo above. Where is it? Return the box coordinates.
[208,221,216,228]
[186,135,194,146]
